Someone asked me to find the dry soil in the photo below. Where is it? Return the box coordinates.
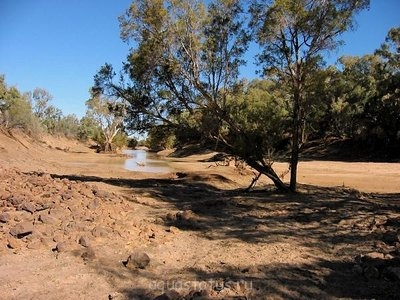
[0,130,399,300]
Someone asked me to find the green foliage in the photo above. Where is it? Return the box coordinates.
[55,114,80,138]
[226,80,289,157]
[305,27,400,152]
[100,0,249,135]
[250,0,370,191]
[173,110,211,146]
[0,75,42,135]
[127,137,138,148]
[85,91,126,152]
[362,27,400,148]
[92,1,400,190]
[29,87,84,138]
[32,88,53,120]
[111,131,129,150]
[78,115,101,141]
[146,126,176,151]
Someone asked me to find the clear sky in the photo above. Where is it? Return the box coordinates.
[1,0,399,118]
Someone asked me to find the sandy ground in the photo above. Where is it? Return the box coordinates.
[0,130,399,299]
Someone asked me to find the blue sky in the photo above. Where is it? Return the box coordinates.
[0,0,399,118]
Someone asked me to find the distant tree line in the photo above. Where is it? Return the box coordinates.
[0,75,129,151]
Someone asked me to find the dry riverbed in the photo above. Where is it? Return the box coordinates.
[0,131,399,299]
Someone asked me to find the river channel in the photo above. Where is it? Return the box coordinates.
[123,149,171,173]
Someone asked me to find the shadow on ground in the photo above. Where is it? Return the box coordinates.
[50,172,400,299]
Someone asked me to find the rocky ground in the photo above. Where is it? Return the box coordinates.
[0,130,400,299]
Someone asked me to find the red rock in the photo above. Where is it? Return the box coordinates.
[0,192,12,201]
[61,193,73,201]
[9,221,33,238]
[9,195,25,206]
[49,208,69,219]
[78,235,91,247]
[55,241,75,253]
[87,198,100,210]
[39,214,60,225]
[27,240,43,250]
[20,202,36,214]
[0,212,11,223]
[91,226,109,237]
[40,237,56,248]
[7,237,25,249]
[125,251,150,269]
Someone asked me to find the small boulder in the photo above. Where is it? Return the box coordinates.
[13,211,34,222]
[9,221,33,238]
[165,212,176,222]
[91,226,109,237]
[10,196,24,206]
[87,199,100,210]
[153,295,170,300]
[79,186,95,198]
[40,237,56,248]
[0,212,11,223]
[49,208,69,219]
[0,192,12,201]
[338,219,354,226]
[241,265,259,274]
[35,201,54,211]
[26,239,43,250]
[78,235,91,247]
[382,232,399,245]
[7,237,24,249]
[125,251,150,269]
[39,214,60,225]
[55,241,74,253]
[92,188,109,199]
[61,193,72,201]
[20,202,36,214]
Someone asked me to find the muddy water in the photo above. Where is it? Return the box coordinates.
[123,149,171,173]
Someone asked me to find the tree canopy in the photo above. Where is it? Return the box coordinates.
[92,0,379,191]
[250,0,370,191]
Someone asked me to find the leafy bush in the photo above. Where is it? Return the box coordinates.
[112,131,128,150]
[0,76,43,136]
[146,126,176,151]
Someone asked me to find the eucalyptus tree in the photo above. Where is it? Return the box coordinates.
[31,88,53,121]
[85,92,126,152]
[364,27,400,147]
[250,0,369,191]
[94,0,289,190]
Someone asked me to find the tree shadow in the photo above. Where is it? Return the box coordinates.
[49,172,400,299]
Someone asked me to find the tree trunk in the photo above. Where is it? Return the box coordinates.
[104,140,113,152]
[290,91,301,192]
[245,158,289,192]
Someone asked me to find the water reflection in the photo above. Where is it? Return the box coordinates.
[123,149,171,173]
